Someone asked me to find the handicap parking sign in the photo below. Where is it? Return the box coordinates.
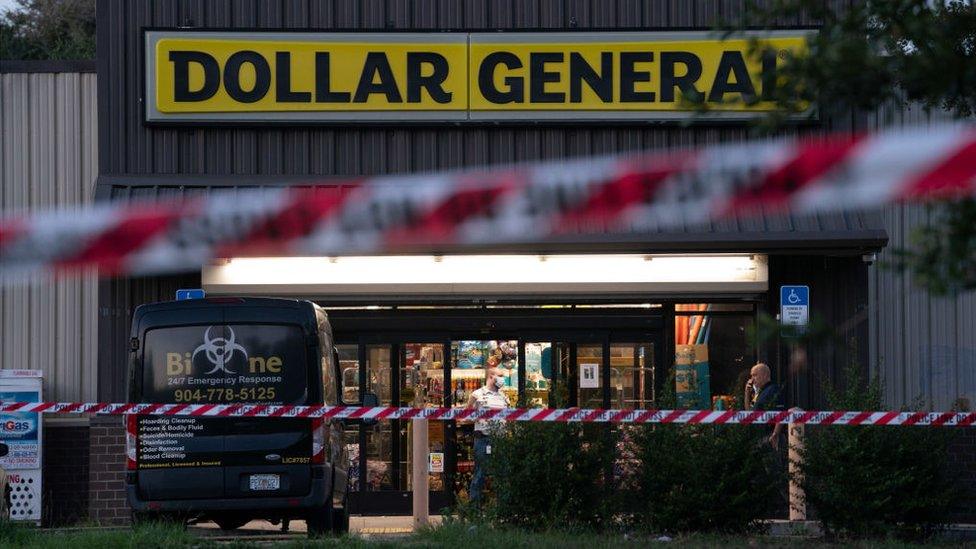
[780,285,809,327]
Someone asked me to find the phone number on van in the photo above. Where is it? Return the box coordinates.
[173,387,278,402]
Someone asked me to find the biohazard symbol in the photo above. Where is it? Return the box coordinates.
[192,326,247,375]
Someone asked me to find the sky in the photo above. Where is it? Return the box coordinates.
[0,0,17,15]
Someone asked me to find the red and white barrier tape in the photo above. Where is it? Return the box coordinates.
[3,402,975,426]
[0,123,974,279]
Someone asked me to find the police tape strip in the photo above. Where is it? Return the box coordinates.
[2,402,975,426]
[0,123,975,279]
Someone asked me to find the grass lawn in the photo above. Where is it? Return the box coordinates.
[0,521,965,548]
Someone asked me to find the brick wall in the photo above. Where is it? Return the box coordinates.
[88,415,129,525]
[42,420,89,526]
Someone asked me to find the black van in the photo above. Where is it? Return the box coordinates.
[125,297,356,535]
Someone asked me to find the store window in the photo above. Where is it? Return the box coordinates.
[577,344,603,409]
[611,343,656,409]
[365,345,393,491]
[336,345,361,491]
[400,343,446,492]
[452,340,519,404]
[451,340,519,500]
[525,342,552,407]
[674,303,755,409]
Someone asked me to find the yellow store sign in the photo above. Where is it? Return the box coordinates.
[145,31,810,122]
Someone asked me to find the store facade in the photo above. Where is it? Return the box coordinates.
[96,0,886,515]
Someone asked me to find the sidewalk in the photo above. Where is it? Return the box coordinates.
[352,515,444,537]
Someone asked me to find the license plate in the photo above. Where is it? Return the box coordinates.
[249,474,280,491]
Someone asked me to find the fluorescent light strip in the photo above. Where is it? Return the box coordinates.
[207,254,763,287]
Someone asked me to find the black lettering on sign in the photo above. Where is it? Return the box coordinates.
[354,52,402,103]
[619,52,655,103]
[314,52,351,103]
[478,52,524,104]
[275,52,311,103]
[569,52,612,103]
[406,52,452,103]
[660,51,702,102]
[708,51,756,102]
[224,51,271,103]
[169,51,219,102]
[761,49,777,101]
[529,52,565,103]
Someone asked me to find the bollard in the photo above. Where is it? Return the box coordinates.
[788,418,806,521]
[412,418,429,529]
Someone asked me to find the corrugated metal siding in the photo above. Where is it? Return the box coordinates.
[871,203,976,411]
[0,72,98,402]
[865,102,976,410]
[96,180,887,252]
[767,255,869,410]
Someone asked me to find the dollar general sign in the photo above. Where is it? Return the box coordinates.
[145,31,809,123]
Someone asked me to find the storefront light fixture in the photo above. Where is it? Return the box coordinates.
[203,253,767,296]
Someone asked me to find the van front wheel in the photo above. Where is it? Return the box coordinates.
[306,504,334,537]
[332,499,349,535]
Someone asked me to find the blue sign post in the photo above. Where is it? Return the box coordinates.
[176,288,206,301]
[780,285,809,335]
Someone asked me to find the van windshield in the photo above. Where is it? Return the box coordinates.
[142,324,309,405]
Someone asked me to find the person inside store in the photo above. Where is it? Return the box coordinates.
[465,366,511,505]
[745,362,786,449]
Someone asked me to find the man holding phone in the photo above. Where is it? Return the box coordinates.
[746,363,786,448]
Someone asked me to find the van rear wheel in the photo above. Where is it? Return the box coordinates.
[306,504,334,537]
[213,515,249,531]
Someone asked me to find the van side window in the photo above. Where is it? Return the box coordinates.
[321,348,337,406]
[314,306,339,406]
[336,345,359,404]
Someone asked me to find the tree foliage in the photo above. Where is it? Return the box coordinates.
[0,0,95,60]
[728,0,976,119]
[891,199,976,295]
[724,0,976,295]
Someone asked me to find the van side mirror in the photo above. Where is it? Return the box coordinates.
[361,392,379,427]
[0,443,8,458]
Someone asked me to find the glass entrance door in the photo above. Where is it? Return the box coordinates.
[611,342,658,409]
[576,343,606,409]
[343,340,453,514]
[398,343,448,496]
[450,339,519,501]
[340,330,663,514]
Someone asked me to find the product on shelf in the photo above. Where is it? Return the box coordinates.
[457,341,485,369]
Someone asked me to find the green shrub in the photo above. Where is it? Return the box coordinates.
[484,422,616,531]
[799,361,957,540]
[627,422,783,534]
[621,368,782,535]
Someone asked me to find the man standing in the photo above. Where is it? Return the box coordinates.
[466,366,510,505]
[746,362,786,448]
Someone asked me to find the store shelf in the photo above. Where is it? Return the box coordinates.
[425,368,486,377]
